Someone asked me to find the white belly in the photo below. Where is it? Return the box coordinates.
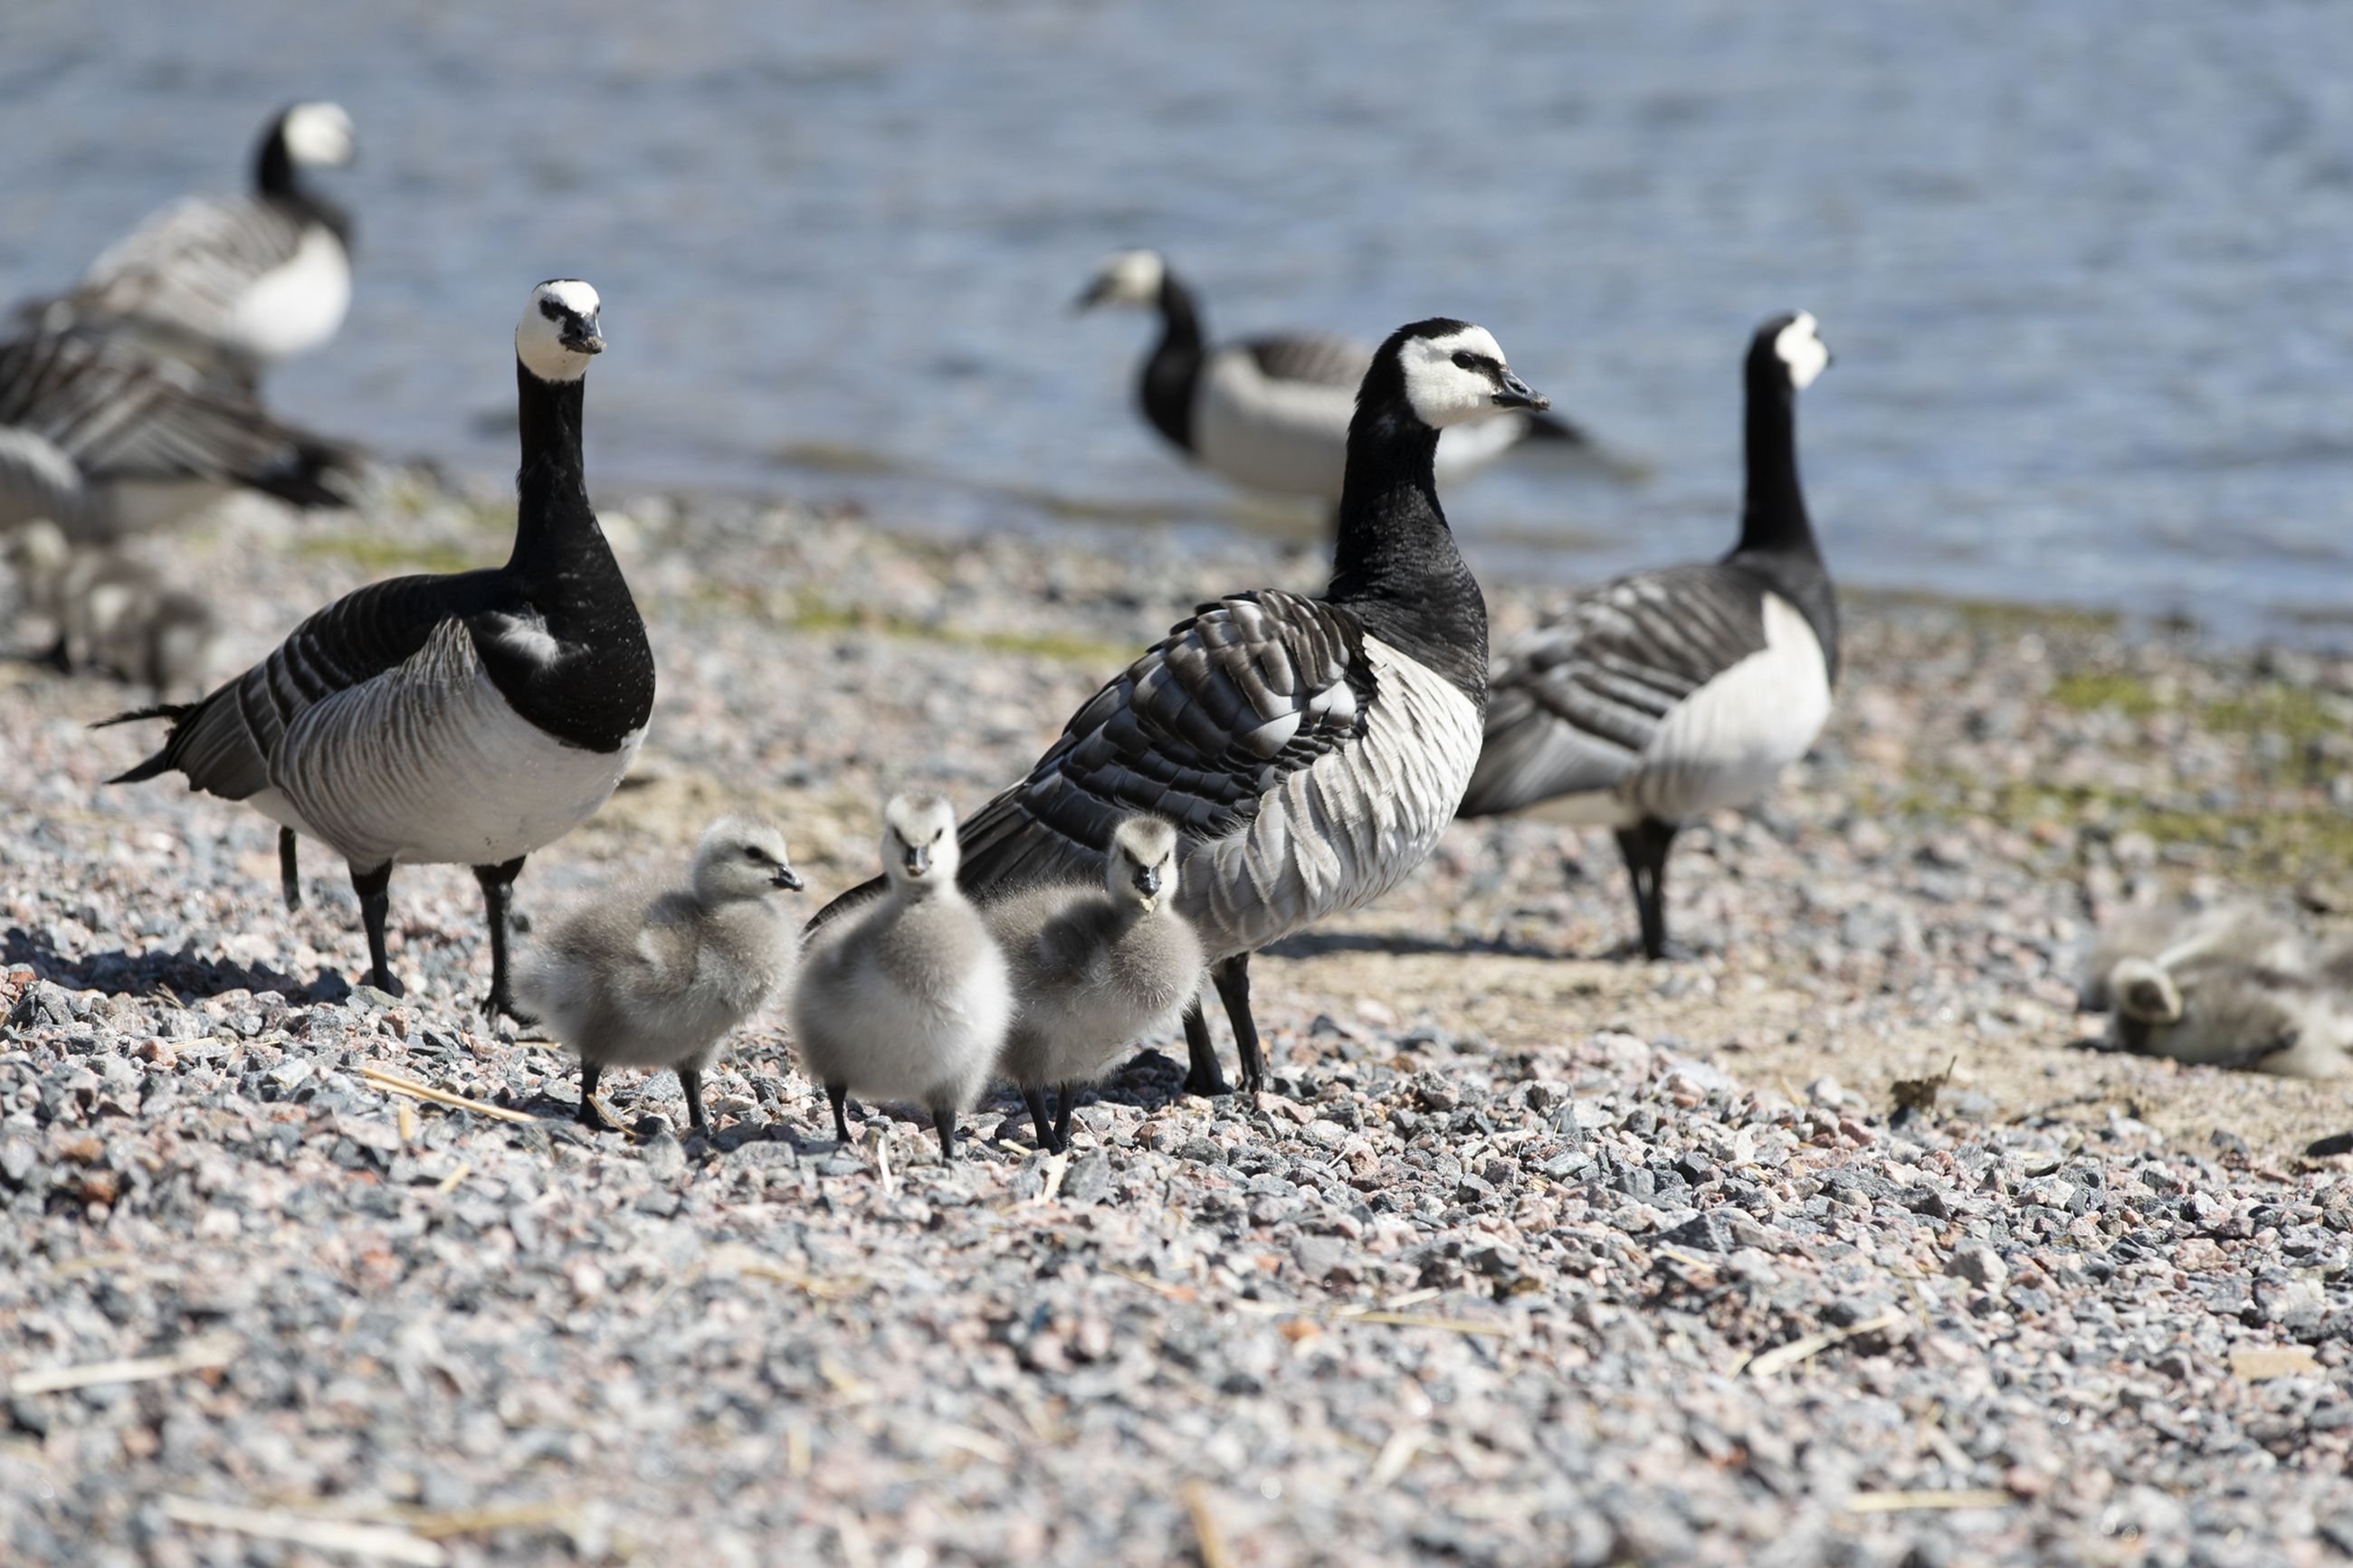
[1191,354,1352,498]
[1621,593,1832,824]
[1184,634,1483,956]
[270,622,640,870]
[225,227,350,364]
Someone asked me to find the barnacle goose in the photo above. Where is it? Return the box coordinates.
[814,318,1547,1094]
[1456,312,1837,960]
[103,280,654,1016]
[24,103,357,378]
[0,318,357,542]
[1077,249,1586,508]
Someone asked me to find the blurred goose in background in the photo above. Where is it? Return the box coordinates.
[520,814,803,1136]
[2078,900,2307,1012]
[1077,249,1588,513]
[814,318,1546,1095]
[22,101,357,381]
[0,318,358,542]
[2109,955,2353,1079]
[986,814,1205,1152]
[793,794,1010,1163]
[103,280,653,1017]
[3,518,221,697]
[1456,312,1838,961]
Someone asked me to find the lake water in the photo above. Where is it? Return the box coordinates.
[6,1,2352,641]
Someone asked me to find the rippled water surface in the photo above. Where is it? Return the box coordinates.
[5,1,2352,640]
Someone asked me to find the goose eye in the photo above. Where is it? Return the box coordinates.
[1452,350,1477,371]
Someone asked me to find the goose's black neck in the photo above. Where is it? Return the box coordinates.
[1138,272,1205,451]
[1326,405,1489,706]
[476,360,654,750]
[254,134,352,246]
[1735,363,1816,560]
[1727,356,1840,682]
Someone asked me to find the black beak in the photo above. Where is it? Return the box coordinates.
[1133,865,1163,899]
[1072,278,1112,312]
[562,320,605,355]
[772,866,804,891]
[904,846,929,878]
[1492,368,1548,412]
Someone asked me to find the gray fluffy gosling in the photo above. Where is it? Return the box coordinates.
[986,815,1205,1153]
[518,814,804,1135]
[2107,955,2353,1079]
[792,794,1010,1162]
[2078,901,2306,1012]
[6,518,221,696]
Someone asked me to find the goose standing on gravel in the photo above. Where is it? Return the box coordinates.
[814,318,1548,1095]
[25,102,357,379]
[520,814,804,1136]
[0,318,357,542]
[1456,312,1838,961]
[986,814,1205,1152]
[103,280,653,1016]
[793,795,1011,1162]
[1077,249,1586,510]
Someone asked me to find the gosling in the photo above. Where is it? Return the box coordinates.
[986,815,1204,1152]
[518,814,805,1135]
[791,794,1009,1162]
[5,519,220,696]
[2078,900,2305,1012]
[2109,955,2353,1079]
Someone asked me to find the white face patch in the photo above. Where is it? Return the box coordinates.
[515,280,604,383]
[1086,249,1167,309]
[281,102,356,168]
[1398,326,1515,429]
[1775,311,1829,391]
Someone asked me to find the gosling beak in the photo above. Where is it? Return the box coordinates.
[1133,864,1163,901]
[1491,367,1548,412]
[903,845,929,878]
[562,320,605,355]
[772,865,804,891]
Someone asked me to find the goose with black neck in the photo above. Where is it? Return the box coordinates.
[811,317,1546,1095]
[1458,310,1839,962]
[102,280,654,1016]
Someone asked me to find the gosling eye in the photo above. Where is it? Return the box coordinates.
[744,846,767,863]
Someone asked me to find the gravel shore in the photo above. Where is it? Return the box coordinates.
[5,479,2353,1566]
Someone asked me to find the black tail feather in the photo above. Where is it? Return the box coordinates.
[92,702,189,784]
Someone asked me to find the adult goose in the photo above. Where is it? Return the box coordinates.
[103,280,653,1016]
[814,318,1545,1093]
[1456,312,1837,960]
[1077,249,1586,510]
[0,318,357,542]
[25,102,357,378]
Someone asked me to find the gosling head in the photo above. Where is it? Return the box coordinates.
[1105,815,1180,913]
[693,814,803,905]
[881,794,959,893]
[516,279,605,385]
[1366,318,1549,432]
[1754,309,1831,394]
[2108,957,2183,1054]
[1074,248,1169,311]
[3,519,71,588]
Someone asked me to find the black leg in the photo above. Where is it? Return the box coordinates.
[1053,1082,1077,1151]
[1212,953,1266,1093]
[828,1085,853,1145]
[934,1107,958,1163]
[1180,997,1230,1098]
[348,860,402,996]
[679,1066,709,1136]
[1614,820,1678,961]
[1021,1085,1056,1151]
[278,828,302,912]
[472,856,532,1021]
[577,1060,611,1128]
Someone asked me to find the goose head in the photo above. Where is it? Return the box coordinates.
[1075,248,1169,312]
[275,101,357,170]
[1106,814,1181,913]
[694,814,803,904]
[1753,310,1831,393]
[1361,318,1548,431]
[881,794,959,890]
[516,279,605,384]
